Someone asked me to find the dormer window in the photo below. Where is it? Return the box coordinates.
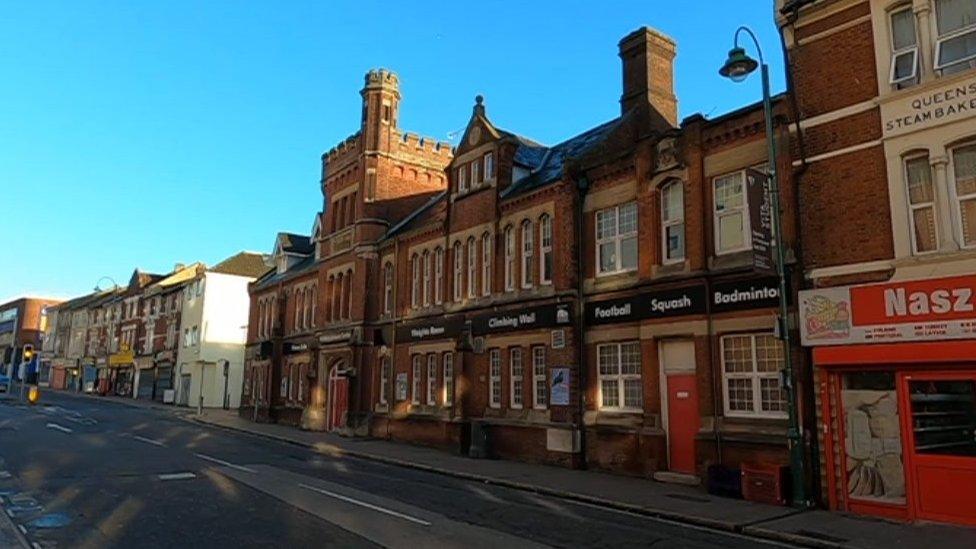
[484,153,495,180]
[458,165,468,193]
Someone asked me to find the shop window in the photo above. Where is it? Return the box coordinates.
[443,353,454,406]
[889,7,919,87]
[504,226,516,290]
[661,180,685,263]
[481,233,492,296]
[597,341,642,411]
[952,143,976,247]
[509,348,524,409]
[539,214,553,285]
[935,0,976,74]
[379,357,390,405]
[532,346,547,409]
[489,349,501,408]
[453,241,463,302]
[909,379,976,457]
[411,355,422,405]
[842,372,905,503]
[596,202,638,275]
[467,237,477,298]
[426,354,438,406]
[713,172,749,255]
[905,155,938,254]
[720,334,787,418]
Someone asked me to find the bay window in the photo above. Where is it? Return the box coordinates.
[721,333,787,418]
[661,180,685,263]
[596,202,638,275]
[597,341,642,411]
[905,155,939,253]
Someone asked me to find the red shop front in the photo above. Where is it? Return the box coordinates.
[800,274,976,526]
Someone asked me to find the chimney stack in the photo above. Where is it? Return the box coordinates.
[619,27,677,126]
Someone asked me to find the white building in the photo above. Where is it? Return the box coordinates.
[175,252,269,409]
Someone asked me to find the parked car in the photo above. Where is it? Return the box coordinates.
[0,374,10,393]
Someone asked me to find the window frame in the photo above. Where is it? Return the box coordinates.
[521,220,534,289]
[888,6,919,87]
[457,164,468,193]
[712,170,752,255]
[434,247,444,304]
[934,0,976,73]
[426,354,438,406]
[489,349,501,408]
[467,237,477,298]
[453,241,463,302]
[484,152,495,181]
[595,202,639,276]
[443,353,454,406]
[481,232,492,296]
[539,214,553,285]
[411,355,422,406]
[661,180,686,264]
[510,347,523,409]
[422,250,431,306]
[950,141,976,249]
[411,254,420,308]
[596,341,643,412]
[532,346,547,409]
[720,333,789,419]
[904,153,940,255]
[504,226,516,291]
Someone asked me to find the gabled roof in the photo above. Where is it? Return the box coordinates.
[275,233,314,256]
[251,254,318,291]
[384,191,447,239]
[210,252,271,278]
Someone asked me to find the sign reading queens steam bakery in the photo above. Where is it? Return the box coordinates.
[883,76,976,138]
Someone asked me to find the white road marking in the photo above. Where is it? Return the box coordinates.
[32,542,42,549]
[297,482,432,526]
[17,524,26,534]
[132,435,166,447]
[45,423,73,434]
[194,453,256,473]
[5,508,13,517]
[158,472,197,481]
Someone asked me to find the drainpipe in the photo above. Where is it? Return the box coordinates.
[574,174,590,470]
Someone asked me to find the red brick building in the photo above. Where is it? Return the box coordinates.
[781,0,976,526]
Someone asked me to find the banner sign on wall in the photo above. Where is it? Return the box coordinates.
[710,277,783,313]
[586,285,707,325]
[746,168,776,274]
[799,274,976,346]
[471,303,572,335]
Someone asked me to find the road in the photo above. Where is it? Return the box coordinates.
[0,391,798,548]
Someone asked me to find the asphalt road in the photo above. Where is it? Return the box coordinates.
[0,391,798,549]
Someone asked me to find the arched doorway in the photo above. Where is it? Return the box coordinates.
[326,362,349,432]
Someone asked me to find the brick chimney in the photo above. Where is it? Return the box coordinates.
[619,27,677,126]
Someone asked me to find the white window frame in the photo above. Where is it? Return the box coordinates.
[596,202,638,275]
[532,346,547,409]
[484,152,495,180]
[888,6,919,86]
[383,263,393,314]
[504,226,516,291]
[661,180,686,264]
[481,233,492,296]
[422,250,431,306]
[443,353,454,406]
[458,165,468,193]
[471,160,480,186]
[713,171,751,255]
[521,220,534,289]
[427,354,438,406]
[453,242,463,302]
[951,141,976,248]
[411,254,420,308]
[434,247,444,304]
[596,341,643,412]
[934,0,976,73]
[539,214,553,285]
[412,355,422,405]
[904,154,939,255]
[467,237,477,298]
[489,349,501,408]
[379,357,390,405]
[720,333,788,419]
[510,347,523,409]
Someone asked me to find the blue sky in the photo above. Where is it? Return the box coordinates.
[0,1,785,303]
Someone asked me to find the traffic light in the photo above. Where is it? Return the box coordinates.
[22,344,34,363]
[22,344,38,385]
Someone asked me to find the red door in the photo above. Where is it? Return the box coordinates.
[902,372,976,525]
[667,374,699,474]
[328,371,348,432]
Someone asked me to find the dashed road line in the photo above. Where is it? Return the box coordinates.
[45,423,72,434]
[5,508,13,517]
[158,472,197,481]
[297,482,432,526]
[32,542,42,549]
[132,435,166,447]
[194,453,256,473]
[17,523,26,534]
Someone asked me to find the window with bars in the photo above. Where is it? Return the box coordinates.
[489,349,501,408]
[539,214,553,285]
[596,202,638,275]
[412,355,422,405]
[443,353,454,406]
[532,346,547,409]
[721,333,788,418]
[661,180,685,263]
[427,354,438,406]
[597,341,642,411]
[952,143,976,247]
[905,155,939,254]
[510,347,524,408]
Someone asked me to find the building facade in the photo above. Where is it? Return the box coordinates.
[781,0,976,526]
[0,297,62,384]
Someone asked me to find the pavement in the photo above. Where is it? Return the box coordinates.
[22,389,976,549]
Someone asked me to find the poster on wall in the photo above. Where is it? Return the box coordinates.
[746,168,775,274]
[395,372,408,401]
[551,368,570,406]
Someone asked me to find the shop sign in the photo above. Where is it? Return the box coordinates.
[551,368,570,406]
[96,357,107,366]
[395,316,464,343]
[284,342,311,355]
[746,168,775,274]
[711,277,782,313]
[108,350,134,366]
[800,274,976,346]
[586,284,707,325]
[471,303,572,335]
[882,77,976,138]
[134,357,154,370]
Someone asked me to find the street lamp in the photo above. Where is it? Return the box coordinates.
[720,26,808,507]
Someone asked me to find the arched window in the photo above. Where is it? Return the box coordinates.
[434,247,444,304]
[661,180,685,263]
[467,237,477,298]
[344,269,353,319]
[422,250,431,306]
[481,232,492,296]
[539,214,552,285]
[504,226,515,291]
[383,262,394,314]
[411,254,420,308]
[521,220,534,289]
[453,241,463,302]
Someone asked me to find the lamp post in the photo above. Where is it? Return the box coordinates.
[720,26,808,506]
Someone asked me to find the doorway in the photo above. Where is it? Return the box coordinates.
[659,340,699,475]
[327,363,348,432]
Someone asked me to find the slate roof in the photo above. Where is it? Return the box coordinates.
[278,233,314,255]
[210,252,271,279]
[250,255,317,291]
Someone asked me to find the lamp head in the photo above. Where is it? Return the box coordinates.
[719,47,758,83]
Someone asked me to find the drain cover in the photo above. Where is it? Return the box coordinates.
[28,513,72,529]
